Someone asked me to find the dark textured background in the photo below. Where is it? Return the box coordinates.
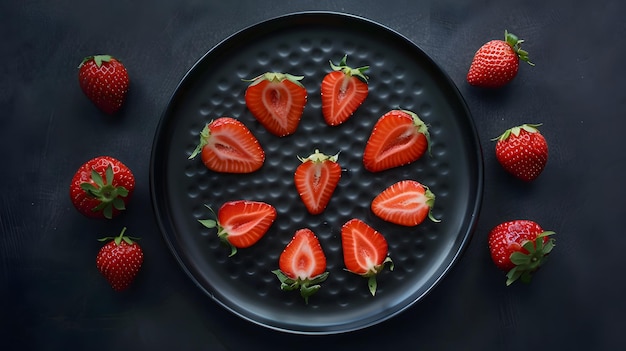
[2,0,623,350]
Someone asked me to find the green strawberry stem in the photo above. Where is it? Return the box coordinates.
[98,227,140,245]
[505,231,556,286]
[402,109,432,156]
[197,204,239,257]
[330,54,369,86]
[243,72,305,87]
[423,185,441,223]
[80,164,129,219]
[272,270,330,304]
[360,256,394,296]
[504,30,535,66]
[189,123,210,160]
[297,149,339,163]
[79,55,114,68]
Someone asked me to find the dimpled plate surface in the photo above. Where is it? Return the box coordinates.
[150,12,483,334]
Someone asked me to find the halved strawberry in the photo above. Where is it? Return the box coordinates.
[363,109,431,172]
[371,180,440,226]
[189,117,265,173]
[341,218,393,296]
[244,72,307,137]
[320,55,369,126]
[272,228,329,304]
[198,200,277,256]
[294,149,342,215]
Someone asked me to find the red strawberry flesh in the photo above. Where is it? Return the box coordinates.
[371,180,440,226]
[363,109,431,172]
[321,55,369,126]
[341,219,393,296]
[217,201,276,248]
[198,200,276,257]
[294,149,342,215]
[189,117,265,173]
[245,72,307,136]
[272,228,329,304]
[279,229,327,280]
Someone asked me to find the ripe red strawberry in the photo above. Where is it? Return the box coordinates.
[321,55,369,126]
[96,227,144,292]
[493,123,548,181]
[363,109,431,172]
[69,156,135,219]
[467,30,534,88]
[244,72,307,137]
[341,218,393,296]
[371,180,440,226]
[78,55,129,114]
[199,200,277,257]
[272,228,329,304]
[189,117,265,173]
[488,220,556,286]
[294,149,342,215]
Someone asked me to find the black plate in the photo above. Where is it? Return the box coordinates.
[150,11,483,334]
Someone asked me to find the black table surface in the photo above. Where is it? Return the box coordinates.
[3,0,623,350]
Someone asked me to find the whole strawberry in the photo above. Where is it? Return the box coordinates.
[493,123,548,181]
[96,227,144,292]
[467,30,534,88]
[488,220,555,286]
[70,156,135,219]
[78,55,129,114]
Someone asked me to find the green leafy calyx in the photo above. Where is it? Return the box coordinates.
[492,123,543,142]
[79,55,113,68]
[329,54,369,82]
[198,204,238,257]
[504,30,534,66]
[272,269,329,304]
[80,164,129,219]
[243,72,305,88]
[505,231,556,286]
[97,227,140,245]
[297,149,339,164]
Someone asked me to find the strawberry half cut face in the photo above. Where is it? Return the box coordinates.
[244,72,307,137]
[198,200,276,257]
[341,219,393,296]
[363,109,431,172]
[371,180,440,226]
[320,55,369,126]
[188,117,265,174]
[272,228,329,304]
[294,149,342,215]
